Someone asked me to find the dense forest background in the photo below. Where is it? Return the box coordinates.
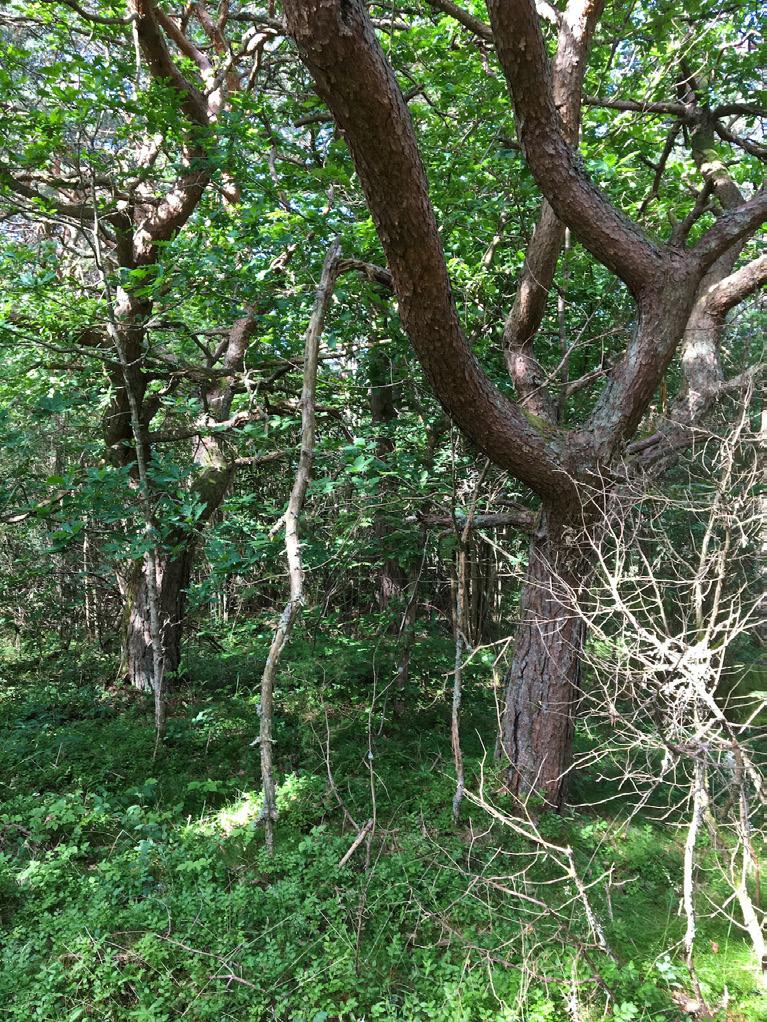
[0,0,764,1019]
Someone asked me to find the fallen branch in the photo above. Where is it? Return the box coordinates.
[338,818,374,867]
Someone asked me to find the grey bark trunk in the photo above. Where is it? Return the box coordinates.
[119,422,234,694]
[121,551,192,692]
[501,505,586,809]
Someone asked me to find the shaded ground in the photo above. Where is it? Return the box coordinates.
[0,633,763,1021]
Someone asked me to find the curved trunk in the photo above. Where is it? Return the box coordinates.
[501,505,587,809]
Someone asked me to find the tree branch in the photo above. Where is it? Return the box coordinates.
[258,239,343,853]
[583,95,687,117]
[283,0,576,506]
[704,254,767,318]
[503,0,604,422]
[714,121,767,160]
[691,191,767,273]
[425,0,561,35]
[487,0,666,295]
[409,510,535,532]
[0,163,95,221]
[132,152,211,265]
[205,308,260,421]
[338,258,393,290]
[154,4,213,73]
[128,0,209,126]
[424,0,492,37]
[40,0,135,27]
[234,450,288,468]
[711,102,767,119]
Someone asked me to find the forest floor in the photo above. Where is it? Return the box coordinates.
[0,627,764,1022]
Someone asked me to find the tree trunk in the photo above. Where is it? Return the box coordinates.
[119,422,235,693]
[501,504,586,809]
[121,550,193,692]
[369,333,407,610]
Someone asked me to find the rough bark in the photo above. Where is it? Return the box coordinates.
[119,430,233,691]
[487,0,664,295]
[119,310,251,691]
[677,111,751,429]
[128,0,209,126]
[283,0,766,813]
[584,285,700,459]
[504,201,565,421]
[109,1,248,695]
[501,505,586,807]
[504,0,604,422]
[628,117,766,468]
[488,0,766,289]
[284,0,576,506]
[120,551,193,692]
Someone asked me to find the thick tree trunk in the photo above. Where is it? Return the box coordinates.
[121,551,193,692]
[501,505,586,809]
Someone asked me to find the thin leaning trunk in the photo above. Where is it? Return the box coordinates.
[450,542,467,822]
[683,759,707,1007]
[119,427,235,694]
[258,240,341,853]
[82,522,100,645]
[733,752,767,987]
[393,577,419,718]
[369,331,406,613]
[450,464,487,820]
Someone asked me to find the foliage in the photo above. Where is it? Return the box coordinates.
[0,648,764,1021]
[0,0,764,1018]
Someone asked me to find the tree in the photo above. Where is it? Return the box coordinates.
[282,0,766,807]
[0,1,293,697]
[0,0,763,804]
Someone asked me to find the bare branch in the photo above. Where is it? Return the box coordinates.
[424,0,492,38]
[338,258,393,290]
[409,510,535,532]
[425,0,561,35]
[711,102,767,119]
[713,120,767,161]
[39,0,135,26]
[0,162,95,221]
[258,239,343,854]
[584,95,687,117]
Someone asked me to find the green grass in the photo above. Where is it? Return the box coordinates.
[0,637,763,1021]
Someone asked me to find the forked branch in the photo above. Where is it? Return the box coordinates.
[283,0,575,505]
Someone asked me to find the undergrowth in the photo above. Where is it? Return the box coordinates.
[0,630,763,1021]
